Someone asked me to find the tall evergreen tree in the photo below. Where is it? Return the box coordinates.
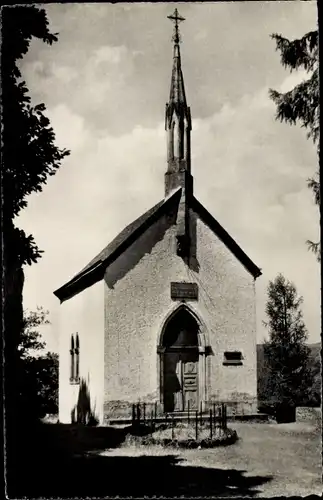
[263,274,311,407]
[269,30,320,260]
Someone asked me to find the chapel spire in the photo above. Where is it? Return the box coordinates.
[168,9,186,106]
[165,8,192,198]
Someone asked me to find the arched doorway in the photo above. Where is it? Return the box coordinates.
[161,308,200,412]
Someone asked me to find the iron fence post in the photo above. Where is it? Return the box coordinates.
[195,410,198,440]
[171,414,174,440]
[210,409,213,440]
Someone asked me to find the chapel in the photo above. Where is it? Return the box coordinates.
[54,9,262,425]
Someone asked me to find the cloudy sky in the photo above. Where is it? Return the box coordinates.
[16,2,320,352]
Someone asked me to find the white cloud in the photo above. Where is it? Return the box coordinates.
[47,104,88,151]
[22,42,138,132]
[94,45,128,64]
[52,63,78,84]
[279,69,309,93]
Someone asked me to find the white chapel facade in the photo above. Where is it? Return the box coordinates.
[54,10,262,425]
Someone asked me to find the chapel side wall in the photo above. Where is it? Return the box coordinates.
[58,293,81,423]
[58,281,104,424]
[195,214,258,410]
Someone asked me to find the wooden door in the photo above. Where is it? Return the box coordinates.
[164,350,198,412]
[181,351,199,411]
[163,352,181,412]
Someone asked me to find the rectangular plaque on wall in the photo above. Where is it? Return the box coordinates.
[170,282,198,300]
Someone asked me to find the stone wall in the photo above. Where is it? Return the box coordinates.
[296,407,321,427]
[195,215,257,404]
[104,209,180,409]
[205,399,257,416]
[103,206,258,419]
[104,401,164,422]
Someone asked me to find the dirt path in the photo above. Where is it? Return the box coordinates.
[103,421,322,497]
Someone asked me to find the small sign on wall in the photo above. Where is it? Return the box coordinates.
[170,282,198,300]
[223,351,243,366]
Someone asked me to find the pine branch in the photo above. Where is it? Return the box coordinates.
[269,68,319,144]
[307,172,320,206]
[271,31,318,73]
[270,30,319,262]
[306,240,321,262]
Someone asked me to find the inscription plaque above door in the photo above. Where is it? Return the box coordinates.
[170,282,198,300]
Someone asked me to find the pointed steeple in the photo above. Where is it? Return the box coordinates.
[165,9,192,200]
[165,9,193,258]
[169,43,187,107]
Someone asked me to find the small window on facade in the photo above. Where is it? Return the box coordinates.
[223,351,243,366]
[70,334,80,384]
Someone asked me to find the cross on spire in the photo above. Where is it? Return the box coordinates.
[167,8,185,44]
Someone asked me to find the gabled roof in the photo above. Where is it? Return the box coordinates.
[53,188,182,303]
[54,190,261,303]
[192,197,262,279]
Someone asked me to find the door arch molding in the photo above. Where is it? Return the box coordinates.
[157,303,209,411]
[157,303,209,350]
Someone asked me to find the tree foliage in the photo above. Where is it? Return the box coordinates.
[269,31,320,261]
[305,348,321,407]
[20,352,59,418]
[262,274,312,406]
[1,5,69,434]
[19,307,48,358]
[2,6,69,222]
[2,5,70,263]
[19,308,58,418]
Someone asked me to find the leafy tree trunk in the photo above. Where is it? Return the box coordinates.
[2,4,69,419]
[2,6,69,495]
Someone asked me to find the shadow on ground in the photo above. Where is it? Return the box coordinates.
[8,422,273,498]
